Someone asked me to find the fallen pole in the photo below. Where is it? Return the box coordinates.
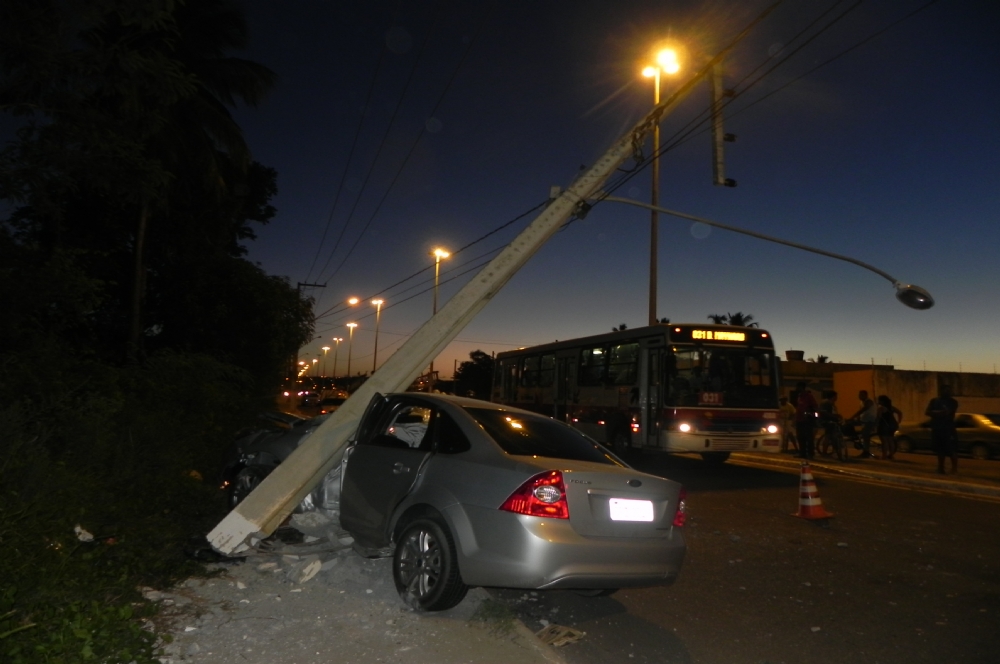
[207,32,755,554]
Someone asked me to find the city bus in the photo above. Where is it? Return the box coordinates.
[492,324,781,463]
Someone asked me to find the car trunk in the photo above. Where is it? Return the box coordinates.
[559,467,680,538]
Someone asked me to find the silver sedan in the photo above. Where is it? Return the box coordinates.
[339,393,687,612]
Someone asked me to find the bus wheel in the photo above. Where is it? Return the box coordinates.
[700,452,730,464]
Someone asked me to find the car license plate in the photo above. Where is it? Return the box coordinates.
[609,498,654,522]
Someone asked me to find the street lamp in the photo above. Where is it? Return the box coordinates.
[430,248,450,384]
[598,195,934,310]
[371,299,384,373]
[321,345,330,377]
[331,338,342,379]
[642,47,681,326]
[432,248,450,316]
[312,358,318,376]
[346,323,357,377]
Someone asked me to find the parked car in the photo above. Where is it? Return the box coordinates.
[895,413,1000,459]
[338,393,687,612]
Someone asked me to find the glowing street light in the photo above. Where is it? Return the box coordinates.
[431,248,450,316]
[371,298,384,373]
[642,46,681,326]
[312,358,318,376]
[346,323,357,377]
[331,337,342,379]
[321,345,330,377]
[347,296,359,306]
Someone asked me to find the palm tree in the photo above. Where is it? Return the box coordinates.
[707,312,759,327]
[118,0,278,358]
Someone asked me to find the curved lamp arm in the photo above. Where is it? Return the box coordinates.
[598,195,934,310]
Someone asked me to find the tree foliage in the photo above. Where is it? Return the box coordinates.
[0,3,313,659]
[454,350,496,399]
[0,0,311,384]
[707,311,759,327]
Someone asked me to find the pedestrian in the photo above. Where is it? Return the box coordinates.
[848,390,877,458]
[875,395,902,459]
[818,390,847,461]
[925,384,959,474]
[794,381,818,460]
[779,396,798,453]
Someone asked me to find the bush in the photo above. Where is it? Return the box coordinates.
[0,350,259,662]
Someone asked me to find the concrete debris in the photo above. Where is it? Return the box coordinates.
[536,624,586,646]
[74,525,94,542]
[286,555,322,584]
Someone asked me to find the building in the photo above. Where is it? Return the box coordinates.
[778,350,1000,422]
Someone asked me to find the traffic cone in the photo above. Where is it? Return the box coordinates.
[792,461,834,520]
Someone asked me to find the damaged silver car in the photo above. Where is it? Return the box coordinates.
[339,393,687,612]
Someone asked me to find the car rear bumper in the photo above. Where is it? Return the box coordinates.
[446,504,685,589]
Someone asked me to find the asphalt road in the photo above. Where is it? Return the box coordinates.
[489,454,1000,664]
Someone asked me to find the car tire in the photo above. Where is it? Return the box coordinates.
[228,465,269,510]
[393,518,468,612]
[970,443,990,460]
[572,588,618,597]
[700,451,730,464]
[895,437,913,454]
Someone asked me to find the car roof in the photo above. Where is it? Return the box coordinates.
[387,392,534,415]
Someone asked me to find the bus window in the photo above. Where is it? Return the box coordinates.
[579,347,608,386]
[609,343,638,385]
[539,354,555,387]
[522,356,541,387]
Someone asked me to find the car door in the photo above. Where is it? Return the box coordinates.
[340,399,434,546]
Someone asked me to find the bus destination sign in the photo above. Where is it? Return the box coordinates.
[690,329,746,342]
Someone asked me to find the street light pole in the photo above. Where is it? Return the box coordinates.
[598,195,934,310]
[346,323,357,377]
[648,67,660,326]
[321,346,330,377]
[332,338,342,379]
[430,248,450,383]
[642,48,680,326]
[371,299,384,373]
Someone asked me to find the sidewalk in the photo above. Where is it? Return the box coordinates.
[732,449,1000,501]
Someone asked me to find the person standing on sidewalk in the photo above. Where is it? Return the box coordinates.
[795,381,818,460]
[779,396,798,453]
[875,395,903,459]
[926,384,959,474]
[849,390,877,459]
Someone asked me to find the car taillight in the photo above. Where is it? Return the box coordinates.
[672,487,687,527]
[499,470,569,519]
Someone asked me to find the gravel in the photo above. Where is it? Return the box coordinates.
[149,513,562,664]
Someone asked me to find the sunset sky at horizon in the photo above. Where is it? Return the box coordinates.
[231,0,1000,378]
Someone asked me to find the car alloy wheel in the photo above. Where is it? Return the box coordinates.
[393,518,467,612]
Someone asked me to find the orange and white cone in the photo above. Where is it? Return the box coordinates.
[792,461,834,520]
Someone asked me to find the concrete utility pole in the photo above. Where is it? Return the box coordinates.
[208,41,747,555]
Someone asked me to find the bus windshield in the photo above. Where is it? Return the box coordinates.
[667,346,777,409]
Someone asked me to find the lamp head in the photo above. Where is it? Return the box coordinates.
[894,282,934,310]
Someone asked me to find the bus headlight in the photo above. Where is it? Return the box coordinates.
[766,424,779,434]
[678,423,692,433]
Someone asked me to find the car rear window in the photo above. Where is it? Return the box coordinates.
[984,414,1000,426]
[466,408,617,464]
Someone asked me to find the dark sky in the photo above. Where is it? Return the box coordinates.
[232,0,1000,378]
